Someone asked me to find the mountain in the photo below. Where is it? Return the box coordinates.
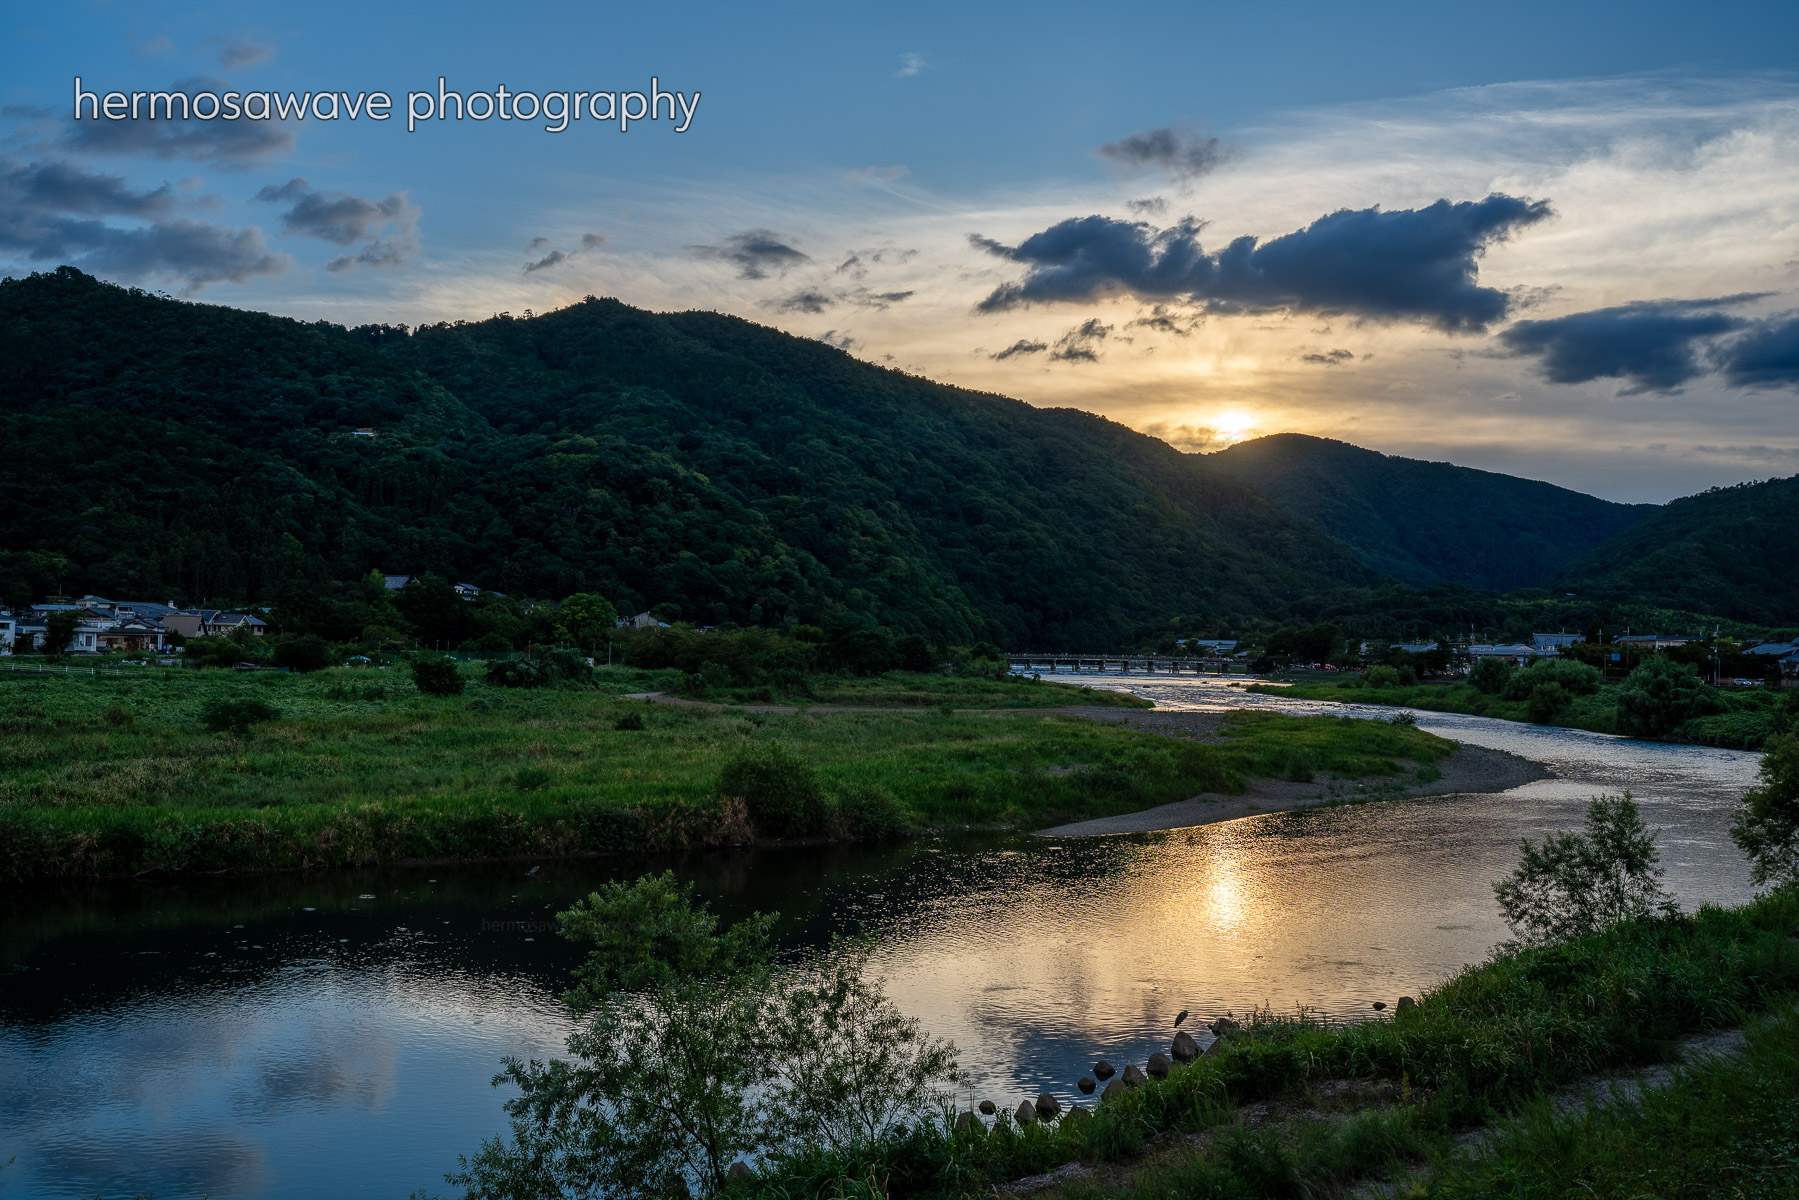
[1552,475,1799,625]
[1205,434,1653,593]
[0,268,1377,646]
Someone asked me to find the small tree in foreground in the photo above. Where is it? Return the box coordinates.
[411,656,466,696]
[448,873,956,1200]
[1731,732,1799,890]
[1494,793,1677,946]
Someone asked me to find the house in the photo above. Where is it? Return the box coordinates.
[1469,643,1541,661]
[208,612,268,637]
[454,582,483,600]
[0,614,13,654]
[1181,639,1238,654]
[383,574,414,590]
[96,619,168,652]
[617,611,672,629]
[1532,633,1581,652]
[1612,634,1693,651]
[1746,641,1799,658]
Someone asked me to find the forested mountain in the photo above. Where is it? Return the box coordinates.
[1552,475,1799,624]
[1206,434,1652,592]
[0,268,1376,646]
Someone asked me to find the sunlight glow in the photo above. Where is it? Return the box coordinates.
[1214,411,1256,444]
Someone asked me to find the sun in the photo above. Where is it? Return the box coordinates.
[1214,411,1256,444]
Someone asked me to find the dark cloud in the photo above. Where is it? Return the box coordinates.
[1128,304,1201,336]
[989,338,1048,360]
[525,236,550,250]
[518,233,603,275]
[1,159,176,217]
[847,288,912,309]
[523,249,568,274]
[1499,297,1763,393]
[63,77,294,167]
[217,38,273,70]
[777,289,833,314]
[973,194,1552,332]
[1716,313,1799,390]
[580,232,605,249]
[691,229,809,280]
[835,245,916,280]
[1124,197,1168,216]
[251,178,417,271]
[1098,129,1230,181]
[818,329,856,349]
[0,156,277,290]
[1050,318,1112,363]
[2,103,54,119]
[1301,348,1356,365]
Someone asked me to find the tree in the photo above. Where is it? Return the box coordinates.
[449,874,955,1200]
[43,609,83,657]
[394,574,474,649]
[1525,681,1570,724]
[1493,794,1676,945]
[558,593,619,652]
[1730,732,1799,889]
[1614,657,1725,738]
[1470,656,1512,694]
[272,633,334,673]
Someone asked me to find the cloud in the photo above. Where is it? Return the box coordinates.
[63,77,293,167]
[2,103,53,119]
[1128,304,1201,336]
[989,338,1048,360]
[896,53,928,78]
[134,35,173,56]
[1498,296,1763,393]
[517,233,603,274]
[690,229,810,279]
[1139,422,1228,453]
[0,156,276,290]
[1124,197,1168,216]
[1,159,177,217]
[1050,318,1112,363]
[1097,128,1230,181]
[1716,313,1799,390]
[777,289,833,313]
[217,38,274,70]
[818,329,856,349]
[835,245,916,279]
[972,194,1552,332]
[252,177,418,271]
[848,164,909,183]
[1300,348,1356,365]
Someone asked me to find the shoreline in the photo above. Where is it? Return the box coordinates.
[1038,705,1549,836]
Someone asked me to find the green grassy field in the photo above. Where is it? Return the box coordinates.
[0,664,1453,881]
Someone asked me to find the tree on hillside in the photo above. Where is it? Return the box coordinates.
[1731,732,1799,889]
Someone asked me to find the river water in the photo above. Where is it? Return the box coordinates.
[0,677,1764,1199]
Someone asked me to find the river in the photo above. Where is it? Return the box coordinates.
[0,677,1763,1199]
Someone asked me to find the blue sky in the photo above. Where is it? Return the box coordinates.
[4,0,1798,501]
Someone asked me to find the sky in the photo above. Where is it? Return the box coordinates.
[3,0,1797,503]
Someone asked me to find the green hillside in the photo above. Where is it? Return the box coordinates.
[1553,475,1799,624]
[0,267,1376,646]
[1207,433,1651,592]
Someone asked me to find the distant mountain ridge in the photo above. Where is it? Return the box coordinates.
[1206,433,1654,594]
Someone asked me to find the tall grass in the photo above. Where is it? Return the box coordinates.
[0,668,1453,881]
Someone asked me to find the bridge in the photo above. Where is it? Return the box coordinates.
[1005,653,1239,675]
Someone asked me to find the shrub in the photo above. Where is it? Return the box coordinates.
[199,696,282,737]
[1526,681,1571,724]
[272,633,334,673]
[835,783,913,841]
[1363,665,1401,688]
[185,638,246,669]
[613,710,647,731]
[700,660,732,690]
[514,767,551,793]
[411,656,466,696]
[717,742,829,837]
[485,649,592,689]
[1493,793,1675,945]
[1470,657,1513,694]
[1731,731,1799,888]
[1502,657,1602,700]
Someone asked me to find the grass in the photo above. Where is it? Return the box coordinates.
[0,665,1452,881]
[708,672,1152,709]
[740,888,1799,1200]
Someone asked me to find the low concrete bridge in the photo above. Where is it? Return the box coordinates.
[1006,653,1236,674]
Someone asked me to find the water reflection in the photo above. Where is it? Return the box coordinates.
[0,677,1765,1199]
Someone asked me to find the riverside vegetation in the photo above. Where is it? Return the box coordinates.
[1263,652,1799,750]
[437,749,1799,1200]
[0,659,1456,881]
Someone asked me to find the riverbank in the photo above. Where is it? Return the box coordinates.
[736,887,1799,1200]
[1253,677,1792,751]
[0,666,1451,882]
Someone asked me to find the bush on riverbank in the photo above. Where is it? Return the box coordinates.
[0,668,1452,881]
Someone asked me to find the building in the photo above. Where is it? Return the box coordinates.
[454,582,483,600]
[1532,632,1581,651]
[617,611,672,629]
[383,574,414,590]
[1181,638,1238,654]
[1612,634,1693,651]
[1468,643,1541,661]
[0,614,13,654]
